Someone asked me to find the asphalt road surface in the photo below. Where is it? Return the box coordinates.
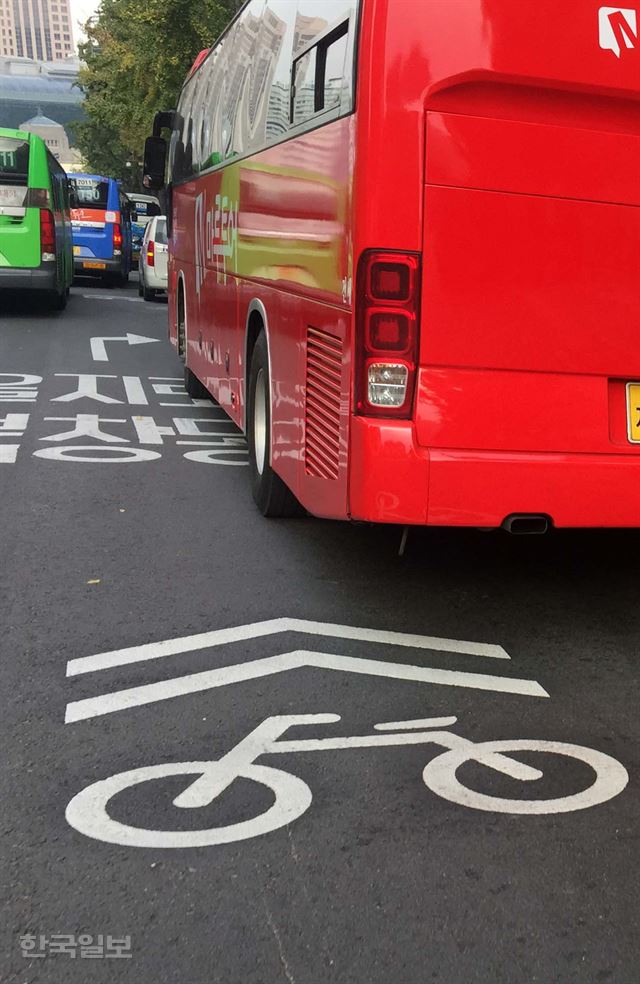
[1,277,639,983]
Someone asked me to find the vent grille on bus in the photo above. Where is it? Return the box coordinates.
[305,326,342,480]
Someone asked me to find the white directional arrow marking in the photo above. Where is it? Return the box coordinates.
[64,649,548,723]
[66,617,510,676]
[64,619,547,723]
[90,332,159,362]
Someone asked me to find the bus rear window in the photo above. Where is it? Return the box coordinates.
[0,136,29,207]
[69,177,110,209]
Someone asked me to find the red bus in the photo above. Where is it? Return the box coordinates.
[144,0,640,530]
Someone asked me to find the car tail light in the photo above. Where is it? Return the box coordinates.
[146,240,155,266]
[355,250,421,417]
[39,208,56,262]
[112,222,123,254]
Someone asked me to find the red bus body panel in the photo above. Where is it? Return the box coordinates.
[170,0,640,527]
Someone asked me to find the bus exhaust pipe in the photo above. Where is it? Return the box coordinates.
[502,514,549,535]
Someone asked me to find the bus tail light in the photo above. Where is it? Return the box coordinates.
[146,240,155,266]
[355,250,421,417]
[112,223,123,255]
[39,209,56,262]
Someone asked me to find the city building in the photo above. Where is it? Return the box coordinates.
[0,54,84,159]
[19,111,82,169]
[0,0,74,62]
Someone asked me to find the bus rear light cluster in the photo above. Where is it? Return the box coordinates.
[356,250,421,417]
[39,208,56,262]
[112,223,123,255]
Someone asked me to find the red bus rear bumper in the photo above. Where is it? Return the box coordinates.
[349,417,640,528]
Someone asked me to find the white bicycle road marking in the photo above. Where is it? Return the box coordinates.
[64,648,548,724]
[65,714,629,848]
[66,617,511,676]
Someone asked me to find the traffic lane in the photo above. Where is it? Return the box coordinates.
[0,277,166,379]
[1,288,639,980]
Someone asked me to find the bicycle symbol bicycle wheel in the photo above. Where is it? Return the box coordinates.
[422,740,629,814]
[65,761,312,848]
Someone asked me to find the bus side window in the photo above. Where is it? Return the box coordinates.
[320,25,348,112]
[292,47,317,125]
[291,19,349,126]
[174,80,196,181]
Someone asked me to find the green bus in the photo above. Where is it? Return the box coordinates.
[0,127,73,310]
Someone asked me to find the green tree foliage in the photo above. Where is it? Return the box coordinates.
[76,0,240,189]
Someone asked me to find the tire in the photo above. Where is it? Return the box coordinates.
[107,270,127,288]
[422,739,629,815]
[65,760,312,848]
[138,278,143,297]
[46,287,67,312]
[184,365,209,399]
[143,283,155,302]
[247,331,303,517]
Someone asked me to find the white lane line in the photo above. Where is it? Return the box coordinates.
[66,617,511,677]
[65,649,548,722]
[158,401,212,407]
[81,294,144,303]
[175,439,247,446]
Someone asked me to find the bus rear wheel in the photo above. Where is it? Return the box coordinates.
[47,287,67,312]
[247,331,302,518]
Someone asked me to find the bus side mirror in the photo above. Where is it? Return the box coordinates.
[143,136,167,191]
[67,182,78,209]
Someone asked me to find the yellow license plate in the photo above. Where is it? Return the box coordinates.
[73,245,80,255]
[626,383,640,443]
[83,261,106,270]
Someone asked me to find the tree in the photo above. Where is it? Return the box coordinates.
[76,0,241,189]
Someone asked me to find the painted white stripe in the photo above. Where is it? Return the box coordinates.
[122,376,148,405]
[158,400,212,407]
[374,717,458,731]
[176,439,247,446]
[66,617,510,677]
[81,294,144,303]
[0,444,19,462]
[65,649,548,722]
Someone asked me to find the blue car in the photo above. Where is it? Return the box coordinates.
[69,173,133,286]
